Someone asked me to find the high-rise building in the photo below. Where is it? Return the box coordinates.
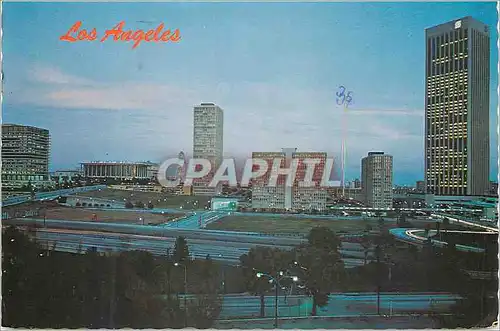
[251,151,286,210]
[361,152,393,209]
[1,124,51,189]
[292,151,328,211]
[250,149,328,212]
[416,180,425,193]
[192,103,224,196]
[425,17,490,196]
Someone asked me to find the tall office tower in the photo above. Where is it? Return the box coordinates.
[250,152,286,210]
[192,103,224,196]
[361,152,393,209]
[425,17,490,196]
[292,151,328,211]
[1,124,51,189]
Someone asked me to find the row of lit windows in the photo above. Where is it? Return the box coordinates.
[426,110,468,116]
[428,71,468,79]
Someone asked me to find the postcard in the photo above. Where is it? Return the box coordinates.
[1,1,498,329]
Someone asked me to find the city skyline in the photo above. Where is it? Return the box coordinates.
[2,2,498,185]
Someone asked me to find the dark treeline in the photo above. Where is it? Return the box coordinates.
[2,225,497,328]
[237,226,498,328]
[2,227,221,328]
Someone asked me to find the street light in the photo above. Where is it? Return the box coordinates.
[174,262,188,327]
[255,271,299,328]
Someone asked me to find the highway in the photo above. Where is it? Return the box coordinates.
[389,228,487,253]
[1,185,106,207]
[160,210,228,229]
[6,218,373,254]
[30,228,368,267]
[215,293,460,319]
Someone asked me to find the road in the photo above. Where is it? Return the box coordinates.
[160,210,228,229]
[30,228,368,267]
[6,218,372,254]
[390,228,486,253]
[215,293,460,319]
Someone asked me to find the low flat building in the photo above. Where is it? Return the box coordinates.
[51,169,83,183]
[81,161,151,180]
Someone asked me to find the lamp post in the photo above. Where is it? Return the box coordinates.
[174,262,188,327]
[256,271,299,328]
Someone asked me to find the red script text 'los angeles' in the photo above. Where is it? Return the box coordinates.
[60,21,181,49]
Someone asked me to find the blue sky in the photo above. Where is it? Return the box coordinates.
[2,1,498,185]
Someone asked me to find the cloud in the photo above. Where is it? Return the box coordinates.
[7,63,426,171]
[347,108,423,117]
[30,66,93,86]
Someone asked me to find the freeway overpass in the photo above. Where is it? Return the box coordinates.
[1,185,106,207]
[389,228,486,253]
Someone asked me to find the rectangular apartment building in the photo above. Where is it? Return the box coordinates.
[361,152,393,209]
[192,103,224,196]
[292,151,328,211]
[251,152,286,210]
[425,17,490,196]
[2,124,50,189]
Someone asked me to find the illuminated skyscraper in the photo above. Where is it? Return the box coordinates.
[425,17,490,196]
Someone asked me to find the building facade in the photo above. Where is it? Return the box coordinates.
[1,124,51,189]
[250,149,328,212]
[192,103,224,196]
[416,180,425,193]
[292,151,328,211]
[51,169,83,183]
[81,162,151,179]
[361,152,393,209]
[425,17,490,196]
[251,151,286,210]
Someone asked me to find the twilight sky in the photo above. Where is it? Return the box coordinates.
[2,1,498,185]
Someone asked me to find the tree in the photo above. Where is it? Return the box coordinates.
[397,213,407,226]
[135,201,145,209]
[443,217,450,232]
[306,227,342,252]
[297,227,345,316]
[295,244,344,316]
[240,246,291,317]
[125,201,134,209]
[147,202,154,209]
[360,235,372,266]
[173,236,190,263]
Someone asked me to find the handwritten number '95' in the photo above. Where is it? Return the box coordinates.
[336,86,353,106]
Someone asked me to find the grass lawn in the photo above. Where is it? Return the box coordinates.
[77,189,211,210]
[206,215,388,235]
[31,206,185,225]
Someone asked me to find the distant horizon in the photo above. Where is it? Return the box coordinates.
[3,2,498,186]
